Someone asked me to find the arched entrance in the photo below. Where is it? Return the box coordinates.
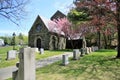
[36,38,41,49]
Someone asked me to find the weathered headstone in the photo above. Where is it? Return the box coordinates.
[89,47,92,53]
[73,49,80,60]
[91,46,95,52]
[85,47,89,54]
[12,47,36,80]
[94,46,99,51]
[80,48,85,57]
[7,50,17,60]
[62,54,69,66]
[40,48,44,54]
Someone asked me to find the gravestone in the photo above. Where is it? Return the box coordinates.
[85,47,89,54]
[94,46,99,51]
[90,47,92,53]
[62,54,69,66]
[40,48,44,54]
[73,49,80,60]
[7,50,17,60]
[80,48,85,57]
[12,47,36,80]
[91,46,95,52]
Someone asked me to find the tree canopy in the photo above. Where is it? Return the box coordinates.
[73,0,120,58]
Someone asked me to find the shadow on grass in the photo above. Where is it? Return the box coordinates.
[84,56,120,80]
[37,49,120,80]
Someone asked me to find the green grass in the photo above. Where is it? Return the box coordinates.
[36,50,72,60]
[36,49,120,80]
[0,46,71,68]
[0,46,20,68]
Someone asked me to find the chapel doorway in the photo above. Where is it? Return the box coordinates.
[36,38,41,49]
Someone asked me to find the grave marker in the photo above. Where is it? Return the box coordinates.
[62,54,69,66]
[40,48,44,54]
[80,48,85,57]
[73,49,80,60]
[7,50,17,60]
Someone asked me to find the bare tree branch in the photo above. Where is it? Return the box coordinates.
[0,0,28,25]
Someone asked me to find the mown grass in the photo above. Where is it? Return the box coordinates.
[0,46,71,68]
[35,49,72,60]
[36,49,120,80]
[0,46,20,68]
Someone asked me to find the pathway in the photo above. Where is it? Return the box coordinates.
[0,52,73,80]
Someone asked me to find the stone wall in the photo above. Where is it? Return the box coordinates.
[29,33,50,50]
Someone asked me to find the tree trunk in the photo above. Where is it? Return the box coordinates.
[108,35,112,49]
[82,36,86,48]
[103,33,107,49]
[98,31,101,49]
[116,1,120,58]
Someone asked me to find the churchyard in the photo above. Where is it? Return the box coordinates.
[0,43,119,80]
[0,46,71,69]
[35,49,120,80]
[5,49,120,80]
[0,0,120,79]
[1,45,120,80]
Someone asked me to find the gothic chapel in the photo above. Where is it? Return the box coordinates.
[28,10,66,50]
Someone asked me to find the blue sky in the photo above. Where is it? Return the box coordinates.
[0,0,74,36]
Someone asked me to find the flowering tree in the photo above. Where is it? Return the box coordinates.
[52,17,91,49]
[53,18,73,39]
[74,0,120,58]
[52,17,83,48]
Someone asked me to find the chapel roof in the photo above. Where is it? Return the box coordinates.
[38,15,65,36]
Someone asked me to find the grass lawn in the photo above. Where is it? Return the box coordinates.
[36,49,120,80]
[0,46,20,68]
[0,46,71,68]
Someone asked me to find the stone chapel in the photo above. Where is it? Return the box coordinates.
[28,10,66,50]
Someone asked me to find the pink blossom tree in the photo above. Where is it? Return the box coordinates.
[52,17,90,49]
